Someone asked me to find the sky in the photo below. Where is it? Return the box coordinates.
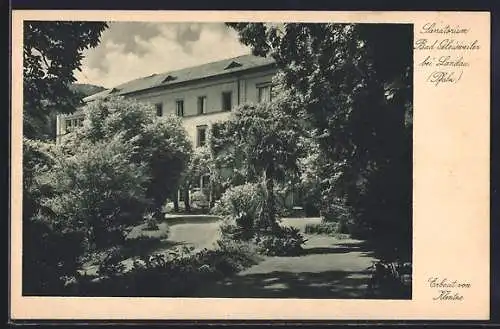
[74,22,252,89]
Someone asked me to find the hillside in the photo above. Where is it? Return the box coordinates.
[70,83,106,97]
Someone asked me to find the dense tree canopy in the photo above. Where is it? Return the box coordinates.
[63,96,193,214]
[211,102,302,229]
[23,21,108,139]
[227,23,413,260]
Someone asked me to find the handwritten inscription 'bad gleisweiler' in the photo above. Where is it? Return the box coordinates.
[415,39,480,51]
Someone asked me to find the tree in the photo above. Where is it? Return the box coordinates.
[67,96,193,217]
[23,21,108,139]
[211,102,302,230]
[228,23,413,260]
[179,146,213,212]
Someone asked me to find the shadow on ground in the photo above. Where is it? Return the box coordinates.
[196,270,372,298]
[194,238,377,299]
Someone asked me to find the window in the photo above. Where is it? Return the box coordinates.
[257,84,272,103]
[196,125,208,147]
[222,91,232,112]
[175,99,184,117]
[65,119,73,131]
[65,117,84,133]
[197,96,207,115]
[155,103,163,117]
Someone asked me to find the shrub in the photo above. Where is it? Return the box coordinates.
[23,139,87,295]
[212,183,265,240]
[367,260,412,298]
[39,135,151,252]
[190,190,209,209]
[87,241,259,296]
[211,183,264,218]
[143,212,159,231]
[305,223,338,235]
[255,226,307,256]
[97,247,126,278]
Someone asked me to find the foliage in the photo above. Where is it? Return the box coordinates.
[367,260,412,298]
[304,223,351,239]
[304,223,338,235]
[228,23,413,261]
[23,21,108,139]
[39,135,151,252]
[190,190,209,209]
[255,226,307,256]
[181,146,212,189]
[143,212,159,231]
[23,138,85,294]
[66,241,260,296]
[212,183,266,241]
[97,247,126,278]
[74,96,193,213]
[211,183,264,218]
[210,102,302,229]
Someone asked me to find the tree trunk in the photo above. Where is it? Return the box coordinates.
[173,192,179,212]
[183,187,191,212]
[260,164,277,231]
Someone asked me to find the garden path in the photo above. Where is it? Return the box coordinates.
[195,217,379,298]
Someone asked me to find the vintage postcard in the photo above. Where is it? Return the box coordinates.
[10,10,490,320]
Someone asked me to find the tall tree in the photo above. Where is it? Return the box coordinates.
[211,102,302,230]
[64,96,193,217]
[228,23,413,260]
[23,21,108,139]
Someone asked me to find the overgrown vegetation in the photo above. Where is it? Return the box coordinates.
[22,21,413,298]
[64,240,261,296]
[212,183,306,256]
[23,97,192,294]
[227,23,413,263]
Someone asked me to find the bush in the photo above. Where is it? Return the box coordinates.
[304,223,350,239]
[212,183,265,240]
[39,135,151,252]
[143,212,159,231]
[97,247,126,278]
[190,190,209,209]
[255,226,307,256]
[305,223,338,235]
[73,240,260,296]
[367,260,412,298]
[23,139,86,295]
[211,183,264,218]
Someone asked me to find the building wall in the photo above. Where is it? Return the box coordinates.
[122,68,276,147]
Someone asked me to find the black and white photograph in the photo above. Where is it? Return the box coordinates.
[22,20,413,299]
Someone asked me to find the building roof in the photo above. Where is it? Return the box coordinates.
[83,54,276,102]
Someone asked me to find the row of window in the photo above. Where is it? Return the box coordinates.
[64,118,84,131]
[155,85,272,118]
